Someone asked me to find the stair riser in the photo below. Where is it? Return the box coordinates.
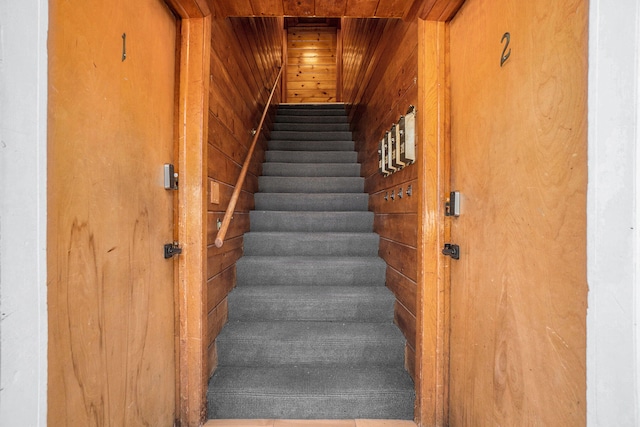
[236,257,386,287]
[217,340,404,367]
[207,366,415,420]
[262,163,361,177]
[254,194,368,212]
[209,395,415,420]
[276,115,348,124]
[265,151,357,163]
[268,141,354,151]
[259,177,364,193]
[250,211,374,232]
[243,232,379,256]
[273,123,351,132]
[275,109,346,116]
[271,131,353,141]
[227,287,394,321]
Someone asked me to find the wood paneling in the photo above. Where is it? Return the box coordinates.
[342,18,419,383]
[206,16,283,376]
[286,26,337,103]
[48,0,178,424]
[215,0,460,18]
[448,0,588,425]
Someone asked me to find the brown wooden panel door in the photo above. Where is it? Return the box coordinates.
[448,0,588,425]
[48,0,177,425]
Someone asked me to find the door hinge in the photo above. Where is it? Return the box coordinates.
[164,242,182,259]
[442,243,460,260]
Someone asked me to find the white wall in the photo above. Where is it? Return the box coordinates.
[587,0,640,425]
[0,0,48,425]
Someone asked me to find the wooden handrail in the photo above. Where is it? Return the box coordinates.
[214,67,283,248]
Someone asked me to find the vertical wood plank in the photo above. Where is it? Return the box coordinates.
[176,14,211,427]
[336,27,343,102]
[416,19,449,427]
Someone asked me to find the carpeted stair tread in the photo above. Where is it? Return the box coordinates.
[207,366,415,420]
[254,193,368,211]
[243,231,378,256]
[276,114,348,124]
[273,122,351,132]
[262,162,361,177]
[216,321,405,366]
[250,211,373,232]
[227,285,394,321]
[271,130,353,141]
[266,150,357,163]
[236,256,386,287]
[259,176,364,193]
[268,140,354,151]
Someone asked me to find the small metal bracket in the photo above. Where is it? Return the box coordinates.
[406,185,412,197]
[445,191,460,217]
[164,242,182,259]
[164,164,178,190]
[121,33,127,62]
[442,243,460,260]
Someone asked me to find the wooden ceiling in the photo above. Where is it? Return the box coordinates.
[212,0,464,20]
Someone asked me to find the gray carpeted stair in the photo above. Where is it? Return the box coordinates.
[207,102,415,420]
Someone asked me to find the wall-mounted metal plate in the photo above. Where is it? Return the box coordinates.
[446,191,461,217]
[403,105,416,164]
[164,163,178,190]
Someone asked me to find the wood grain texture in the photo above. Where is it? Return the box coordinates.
[415,19,449,427]
[48,0,178,425]
[212,0,459,18]
[448,0,588,425]
[175,13,211,426]
[206,16,283,376]
[286,27,338,103]
[342,19,419,385]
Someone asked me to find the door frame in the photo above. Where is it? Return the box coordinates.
[164,0,211,425]
[414,2,465,425]
[416,18,451,427]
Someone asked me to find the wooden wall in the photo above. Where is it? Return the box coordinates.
[342,18,419,379]
[206,14,283,375]
[286,26,337,102]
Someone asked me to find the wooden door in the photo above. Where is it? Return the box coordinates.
[448,0,588,425]
[48,0,178,424]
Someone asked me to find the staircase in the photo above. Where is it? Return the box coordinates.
[207,103,415,420]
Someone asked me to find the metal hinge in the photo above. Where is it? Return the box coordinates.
[164,242,182,259]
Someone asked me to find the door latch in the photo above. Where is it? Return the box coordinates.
[164,164,178,190]
[445,191,460,217]
[442,243,460,260]
[164,242,182,259]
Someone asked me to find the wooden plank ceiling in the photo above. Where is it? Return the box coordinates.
[214,0,418,18]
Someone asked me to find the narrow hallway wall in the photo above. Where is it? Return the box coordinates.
[206,14,283,376]
[342,18,419,379]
